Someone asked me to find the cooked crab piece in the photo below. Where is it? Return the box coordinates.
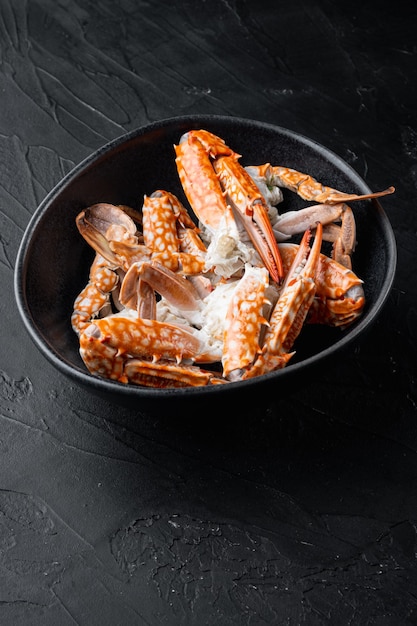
[71,253,121,335]
[247,163,394,205]
[272,202,356,269]
[246,163,394,269]
[76,203,147,269]
[142,190,207,274]
[79,313,222,383]
[221,264,271,379]
[224,224,324,382]
[119,261,204,314]
[278,242,365,327]
[124,360,227,388]
[175,130,284,283]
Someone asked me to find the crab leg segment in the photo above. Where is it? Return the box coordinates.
[79,315,220,383]
[175,130,284,283]
[213,156,284,283]
[272,202,356,269]
[82,316,203,361]
[119,262,203,314]
[239,223,323,381]
[272,203,349,240]
[175,130,236,232]
[142,191,206,274]
[124,360,227,388]
[249,164,395,205]
[71,253,120,335]
[222,265,271,379]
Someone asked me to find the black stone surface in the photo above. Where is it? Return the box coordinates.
[1,1,416,624]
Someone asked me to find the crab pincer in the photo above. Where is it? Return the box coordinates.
[175,130,284,283]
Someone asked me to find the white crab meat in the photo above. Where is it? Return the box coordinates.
[244,165,284,211]
[203,209,263,279]
[156,274,246,360]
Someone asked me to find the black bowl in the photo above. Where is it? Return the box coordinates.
[14,115,396,412]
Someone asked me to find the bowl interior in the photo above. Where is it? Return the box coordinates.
[15,115,396,403]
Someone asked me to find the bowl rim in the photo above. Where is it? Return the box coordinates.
[14,114,397,400]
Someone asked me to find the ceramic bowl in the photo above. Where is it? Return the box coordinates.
[14,115,396,411]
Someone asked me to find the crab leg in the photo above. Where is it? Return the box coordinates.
[272,202,349,240]
[222,264,271,380]
[142,190,206,274]
[175,130,284,283]
[325,205,356,268]
[81,316,202,360]
[71,253,120,334]
[272,202,356,268]
[119,261,204,315]
[79,313,221,382]
[124,360,227,388]
[246,164,394,268]
[248,164,395,205]
[237,223,324,381]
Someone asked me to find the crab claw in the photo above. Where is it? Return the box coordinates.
[213,156,284,283]
[175,130,284,283]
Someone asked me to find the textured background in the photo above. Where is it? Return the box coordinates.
[1,1,417,624]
